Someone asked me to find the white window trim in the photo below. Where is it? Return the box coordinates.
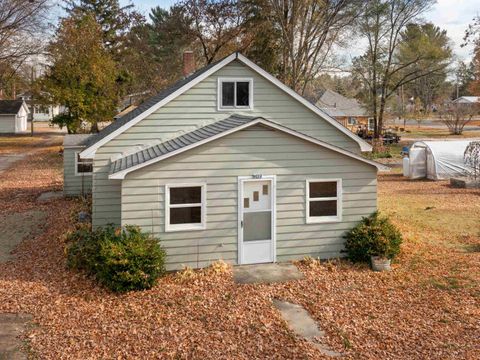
[165,183,207,232]
[348,117,357,125]
[74,151,93,176]
[306,179,342,224]
[217,77,254,111]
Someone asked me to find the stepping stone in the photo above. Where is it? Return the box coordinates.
[233,263,304,284]
[273,299,341,357]
[37,191,63,202]
[0,313,33,360]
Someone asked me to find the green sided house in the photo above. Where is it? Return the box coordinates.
[63,52,386,270]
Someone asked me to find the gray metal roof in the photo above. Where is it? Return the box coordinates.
[110,114,261,174]
[82,55,232,148]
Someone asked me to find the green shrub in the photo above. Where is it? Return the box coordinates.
[66,224,99,274]
[66,225,166,292]
[344,212,402,262]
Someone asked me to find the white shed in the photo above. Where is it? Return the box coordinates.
[409,140,474,180]
[0,100,29,133]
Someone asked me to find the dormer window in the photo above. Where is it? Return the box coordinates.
[218,78,253,110]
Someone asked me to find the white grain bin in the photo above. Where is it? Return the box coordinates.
[409,140,474,180]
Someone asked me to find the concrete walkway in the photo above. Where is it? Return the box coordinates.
[233,263,304,284]
[0,313,33,360]
[273,300,341,357]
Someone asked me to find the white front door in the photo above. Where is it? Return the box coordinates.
[238,176,276,264]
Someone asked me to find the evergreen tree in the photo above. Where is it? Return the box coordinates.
[42,14,118,133]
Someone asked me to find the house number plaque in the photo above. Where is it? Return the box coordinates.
[252,174,263,179]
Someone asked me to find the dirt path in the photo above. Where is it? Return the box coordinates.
[0,134,63,175]
[0,136,63,359]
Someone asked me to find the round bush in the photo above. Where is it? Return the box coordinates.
[66,225,166,292]
[344,212,402,262]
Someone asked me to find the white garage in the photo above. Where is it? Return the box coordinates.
[0,100,29,133]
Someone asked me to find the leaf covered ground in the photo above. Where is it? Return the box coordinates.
[0,142,479,359]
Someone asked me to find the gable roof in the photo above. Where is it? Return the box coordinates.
[109,114,387,180]
[80,53,371,158]
[315,89,368,117]
[0,100,27,115]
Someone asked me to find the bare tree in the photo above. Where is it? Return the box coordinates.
[180,0,248,64]
[464,141,480,180]
[0,0,50,95]
[266,0,359,94]
[439,102,478,135]
[351,0,452,140]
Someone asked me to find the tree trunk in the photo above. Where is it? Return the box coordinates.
[378,95,387,139]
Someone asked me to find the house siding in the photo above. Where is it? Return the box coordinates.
[0,115,16,133]
[92,60,364,227]
[121,125,377,270]
[64,147,93,196]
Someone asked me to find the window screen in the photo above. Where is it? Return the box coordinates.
[307,180,341,221]
[221,82,235,107]
[220,79,251,108]
[170,206,201,224]
[170,187,201,204]
[236,82,250,106]
[167,185,205,230]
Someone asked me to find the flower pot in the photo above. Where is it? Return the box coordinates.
[370,256,391,272]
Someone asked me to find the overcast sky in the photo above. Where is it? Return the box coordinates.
[121,0,478,61]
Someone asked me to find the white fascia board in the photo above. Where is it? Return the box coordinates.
[109,118,387,180]
[235,54,372,152]
[79,53,238,159]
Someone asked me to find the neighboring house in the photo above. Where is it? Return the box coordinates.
[17,92,62,122]
[452,96,480,104]
[0,100,29,133]
[64,52,385,270]
[315,89,373,131]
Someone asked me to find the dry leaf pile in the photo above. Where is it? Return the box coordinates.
[0,145,478,359]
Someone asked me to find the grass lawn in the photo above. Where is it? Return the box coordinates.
[398,125,480,139]
[0,144,478,359]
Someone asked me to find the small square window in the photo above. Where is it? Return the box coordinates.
[218,78,252,110]
[166,184,206,232]
[306,179,342,223]
[75,152,93,176]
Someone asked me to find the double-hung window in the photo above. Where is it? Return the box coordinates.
[165,184,206,232]
[218,78,253,110]
[75,151,93,176]
[306,179,342,223]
